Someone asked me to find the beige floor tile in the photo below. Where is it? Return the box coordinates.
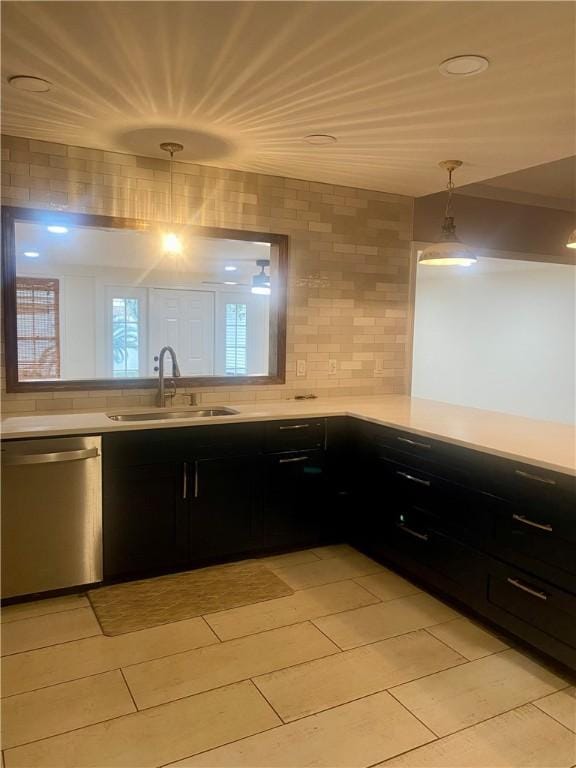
[1,616,217,697]
[254,629,465,721]
[381,704,576,767]
[534,686,576,732]
[426,618,509,660]
[391,648,568,736]
[314,593,459,650]
[124,621,338,709]
[1,670,136,749]
[309,544,357,559]
[1,607,101,656]
[1,595,89,624]
[3,681,280,768]
[354,570,421,602]
[254,550,321,568]
[205,580,379,641]
[270,552,384,590]
[167,689,435,767]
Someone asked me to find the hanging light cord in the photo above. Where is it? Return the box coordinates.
[444,166,455,219]
[168,148,174,226]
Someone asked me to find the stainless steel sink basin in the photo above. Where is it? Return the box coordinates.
[107,407,239,422]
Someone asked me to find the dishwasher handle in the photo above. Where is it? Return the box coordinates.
[2,447,100,466]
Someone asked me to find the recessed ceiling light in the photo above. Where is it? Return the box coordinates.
[439,55,489,77]
[224,281,237,285]
[224,265,237,271]
[304,134,338,146]
[47,225,68,234]
[23,251,40,259]
[8,75,52,92]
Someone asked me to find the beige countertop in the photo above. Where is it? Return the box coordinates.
[1,395,575,476]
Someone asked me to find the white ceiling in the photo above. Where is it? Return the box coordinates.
[2,1,575,196]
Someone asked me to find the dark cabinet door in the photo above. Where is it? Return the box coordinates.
[103,461,188,579]
[188,456,255,563]
[258,449,330,550]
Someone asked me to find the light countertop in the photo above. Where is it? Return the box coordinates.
[1,395,575,476]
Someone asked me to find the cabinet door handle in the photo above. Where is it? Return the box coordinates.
[279,455,309,464]
[182,462,188,500]
[194,460,199,498]
[397,523,429,542]
[396,471,431,487]
[279,424,310,431]
[397,436,431,450]
[512,514,553,533]
[514,469,556,486]
[506,577,548,601]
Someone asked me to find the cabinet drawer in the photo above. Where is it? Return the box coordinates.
[378,456,490,544]
[493,501,576,593]
[264,419,325,453]
[488,459,575,513]
[488,565,576,650]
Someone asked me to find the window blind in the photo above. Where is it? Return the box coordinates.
[16,277,61,380]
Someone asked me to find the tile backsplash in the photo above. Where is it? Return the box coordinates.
[1,134,413,415]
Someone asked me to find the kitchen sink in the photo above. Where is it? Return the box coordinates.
[107,407,239,422]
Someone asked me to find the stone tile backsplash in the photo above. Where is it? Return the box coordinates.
[1,134,413,415]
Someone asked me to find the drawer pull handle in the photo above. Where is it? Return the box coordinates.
[512,514,553,533]
[279,455,309,464]
[279,424,310,431]
[396,471,431,487]
[506,577,548,601]
[397,523,429,542]
[194,460,199,498]
[397,437,432,450]
[514,470,556,486]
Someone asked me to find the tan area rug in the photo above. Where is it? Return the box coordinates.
[88,562,293,636]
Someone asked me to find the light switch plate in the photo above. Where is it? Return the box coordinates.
[296,359,306,377]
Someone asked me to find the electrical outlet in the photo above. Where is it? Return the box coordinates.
[374,358,385,376]
[328,359,337,375]
[296,359,306,377]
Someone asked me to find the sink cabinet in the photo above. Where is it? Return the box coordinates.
[96,414,576,669]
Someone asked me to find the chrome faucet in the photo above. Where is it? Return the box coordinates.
[154,346,181,407]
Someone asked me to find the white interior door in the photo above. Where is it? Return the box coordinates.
[149,289,215,376]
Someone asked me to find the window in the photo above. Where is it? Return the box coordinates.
[225,302,247,375]
[16,277,60,380]
[112,297,140,378]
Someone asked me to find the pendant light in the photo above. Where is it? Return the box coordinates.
[566,229,576,249]
[251,259,271,295]
[160,141,184,256]
[418,160,477,266]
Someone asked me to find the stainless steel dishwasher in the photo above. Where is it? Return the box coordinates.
[1,435,102,599]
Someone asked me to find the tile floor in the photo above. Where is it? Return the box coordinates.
[1,544,575,768]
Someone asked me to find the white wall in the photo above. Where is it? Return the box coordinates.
[411,256,576,425]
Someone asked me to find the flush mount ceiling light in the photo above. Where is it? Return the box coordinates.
[566,229,576,249]
[252,259,271,295]
[160,141,184,256]
[46,225,68,234]
[303,134,337,146]
[8,75,52,92]
[224,265,237,271]
[418,160,477,267]
[23,251,40,259]
[439,55,489,77]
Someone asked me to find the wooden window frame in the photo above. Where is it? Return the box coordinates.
[1,206,288,393]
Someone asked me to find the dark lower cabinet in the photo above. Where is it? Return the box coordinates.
[257,450,331,550]
[103,462,188,579]
[189,456,255,563]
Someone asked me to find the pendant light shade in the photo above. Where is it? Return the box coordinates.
[418,160,477,267]
[160,141,184,256]
[566,229,576,249]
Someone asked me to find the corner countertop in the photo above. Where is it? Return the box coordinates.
[1,395,575,476]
